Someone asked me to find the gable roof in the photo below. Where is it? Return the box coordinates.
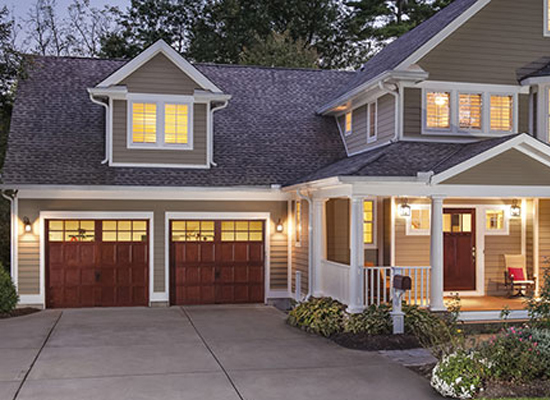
[321,0,485,112]
[96,40,223,93]
[1,56,351,188]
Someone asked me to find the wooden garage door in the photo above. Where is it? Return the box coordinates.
[170,220,265,305]
[46,220,149,308]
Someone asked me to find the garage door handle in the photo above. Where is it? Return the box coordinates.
[95,271,101,282]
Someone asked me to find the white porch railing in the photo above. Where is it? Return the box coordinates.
[363,266,431,308]
[320,259,351,305]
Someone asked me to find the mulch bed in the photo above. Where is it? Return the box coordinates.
[331,332,422,351]
[480,380,550,399]
[0,308,41,319]
[407,363,436,380]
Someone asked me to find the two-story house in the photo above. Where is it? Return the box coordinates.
[4,0,550,320]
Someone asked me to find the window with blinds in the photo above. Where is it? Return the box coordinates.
[132,103,157,144]
[459,93,482,130]
[426,92,450,129]
[165,104,189,145]
[490,95,513,132]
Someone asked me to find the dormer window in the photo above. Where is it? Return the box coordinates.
[128,95,194,150]
[426,92,451,130]
[345,112,352,136]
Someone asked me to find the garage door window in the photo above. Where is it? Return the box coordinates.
[221,221,263,241]
[48,220,95,242]
[171,221,215,242]
[102,220,148,242]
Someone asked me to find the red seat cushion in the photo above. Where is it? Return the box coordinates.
[508,267,526,281]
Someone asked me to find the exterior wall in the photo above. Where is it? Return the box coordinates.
[403,88,531,140]
[418,0,550,85]
[291,200,309,296]
[119,53,202,95]
[337,94,395,155]
[326,198,350,265]
[442,149,550,186]
[111,100,208,165]
[393,198,525,296]
[539,199,550,281]
[17,199,288,298]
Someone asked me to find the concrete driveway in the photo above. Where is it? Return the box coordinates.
[0,305,441,400]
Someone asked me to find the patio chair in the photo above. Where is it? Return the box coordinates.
[504,254,536,298]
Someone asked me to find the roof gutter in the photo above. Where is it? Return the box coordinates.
[88,91,111,165]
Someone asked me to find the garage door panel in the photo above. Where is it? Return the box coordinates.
[132,244,148,264]
[170,220,265,305]
[116,244,132,264]
[132,266,147,286]
[100,244,116,265]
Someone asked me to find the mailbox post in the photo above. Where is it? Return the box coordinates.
[391,274,411,335]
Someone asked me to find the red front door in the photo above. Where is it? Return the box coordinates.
[444,209,476,291]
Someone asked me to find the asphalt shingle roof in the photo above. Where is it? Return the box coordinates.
[295,135,520,184]
[326,0,480,103]
[2,56,352,187]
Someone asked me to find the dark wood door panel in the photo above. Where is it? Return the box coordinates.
[443,209,476,292]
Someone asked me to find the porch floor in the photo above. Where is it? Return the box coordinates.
[445,296,527,312]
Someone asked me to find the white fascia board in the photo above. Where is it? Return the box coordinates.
[10,185,290,201]
[395,0,491,70]
[520,76,550,86]
[87,86,128,99]
[96,40,223,93]
[430,134,550,184]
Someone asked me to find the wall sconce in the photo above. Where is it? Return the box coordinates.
[276,219,284,233]
[510,201,521,218]
[23,216,32,233]
[398,203,411,218]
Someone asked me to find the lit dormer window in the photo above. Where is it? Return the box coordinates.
[128,96,193,150]
[426,92,451,130]
[490,95,513,133]
[345,112,352,135]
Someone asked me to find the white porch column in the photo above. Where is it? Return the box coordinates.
[311,199,325,297]
[348,197,365,314]
[430,195,446,311]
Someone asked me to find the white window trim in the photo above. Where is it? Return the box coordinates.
[405,204,431,236]
[483,206,510,236]
[363,198,377,249]
[294,200,302,247]
[367,102,378,144]
[127,94,194,151]
[344,112,353,136]
[421,86,519,137]
[545,0,550,37]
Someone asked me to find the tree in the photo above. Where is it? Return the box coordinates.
[99,0,204,59]
[25,0,70,56]
[67,0,115,57]
[240,31,319,68]
[347,0,455,44]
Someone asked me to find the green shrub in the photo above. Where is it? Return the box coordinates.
[287,297,346,337]
[430,350,488,400]
[526,266,550,328]
[403,304,451,348]
[478,326,549,383]
[0,265,18,314]
[343,304,392,334]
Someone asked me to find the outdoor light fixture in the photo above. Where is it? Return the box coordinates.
[276,219,284,233]
[23,216,32,233]
[398,202,411,218]
[510,201,521,218]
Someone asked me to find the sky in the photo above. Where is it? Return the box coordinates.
[4,0,129,20]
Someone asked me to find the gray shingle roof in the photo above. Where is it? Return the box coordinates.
[294,135,520,184]
[326,0,480,104]
[2,56,352,187]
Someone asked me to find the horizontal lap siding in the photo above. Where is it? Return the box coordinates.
[539,200,550,281]
[112,101,208,165]
[395,217,430,267]
[377,94,395,143]
[418,0,550,85]
[292,200,309,296]
[17,200,288,297]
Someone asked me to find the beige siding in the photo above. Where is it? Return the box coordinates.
[443,149,550,186]
[17,199,288,297]
[120,53,202,95]
[539,199,550,281]
[519,94,530,134]
[291,200,309,295]
[337,94,396,155]
[111,100,208,165]
[326,198,350,265]
[418,0,550,85]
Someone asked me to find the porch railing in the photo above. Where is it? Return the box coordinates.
[363,266,431,308]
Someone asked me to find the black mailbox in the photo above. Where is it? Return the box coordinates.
[393,275,412,291]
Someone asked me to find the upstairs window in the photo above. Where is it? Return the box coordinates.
[490,95,513,132]
[459,93,482,130]
[128,96,193,150]
[368,102,377,143]
[545,0,550,36]
[345,112,352,136]
[426,92,450,130]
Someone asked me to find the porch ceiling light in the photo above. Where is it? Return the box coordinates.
[398,203,411,218]
[276,219,284,233]
[23,216,32,232]
[510,201,521,218]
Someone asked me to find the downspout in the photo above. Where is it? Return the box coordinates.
[1,190,18,286]
[297,188,313,298]
[209,100,229,167]
[378,81,400,142]
[89,93,110,164]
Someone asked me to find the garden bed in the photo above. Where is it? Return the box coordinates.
[331,332,421,351]
[0,307,40,319]
[481,380,550,399]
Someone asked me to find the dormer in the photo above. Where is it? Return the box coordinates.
[88,40,231,168]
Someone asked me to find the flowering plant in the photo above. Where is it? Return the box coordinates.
[430,351,488,399]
